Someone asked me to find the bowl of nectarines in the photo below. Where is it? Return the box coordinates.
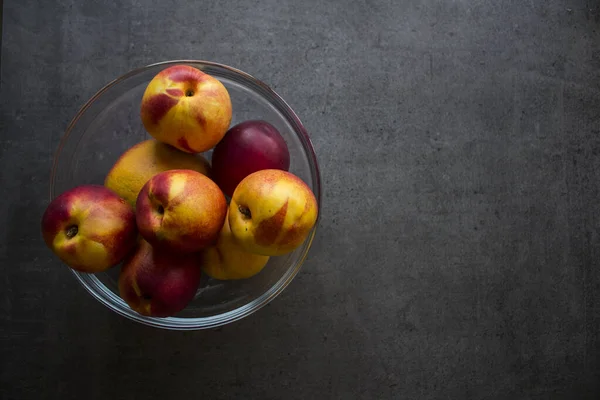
[45,60,321,330]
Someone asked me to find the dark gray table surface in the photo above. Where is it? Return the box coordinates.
[2,1,600,399]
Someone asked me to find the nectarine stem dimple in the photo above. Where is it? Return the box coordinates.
[185,90,194,97]
[238,205,252,219]
[157,205,165,215]
[66,225,78,239]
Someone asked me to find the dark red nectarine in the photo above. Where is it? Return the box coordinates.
[211,120,290,197]
[118,239,202,317]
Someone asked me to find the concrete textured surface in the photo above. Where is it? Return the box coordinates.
[2,0,600,399]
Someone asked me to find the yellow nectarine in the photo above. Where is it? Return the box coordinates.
[104,139,211,208]
[202,212,270,280]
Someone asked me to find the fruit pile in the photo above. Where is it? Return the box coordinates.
[41,65,319,318]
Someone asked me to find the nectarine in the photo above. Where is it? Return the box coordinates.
[140,65,232,153]
[118,239,202,317]
[136,169,227,253]
[104,139,211,208]
[211,120,290,197]
[229,169,318,256]
[202,211,270,280]
[41,185,137,273]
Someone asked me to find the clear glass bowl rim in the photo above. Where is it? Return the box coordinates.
[49,59,322,330]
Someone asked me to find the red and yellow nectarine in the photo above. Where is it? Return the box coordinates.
[140,65,232,153]
[136,169,227,253]
[41,185,137,273]
[229,169,318,256]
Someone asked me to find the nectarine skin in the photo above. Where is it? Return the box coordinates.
[229,170,318,256]
[104,139,211,208]
[118,239,202,317]
[41,185,137,273]
[211,120,290,197]
[136,169,227,253]
[201,211,270,280]
[140,65,232,153]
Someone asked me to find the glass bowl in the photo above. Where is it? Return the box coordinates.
[50,60,321,330]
